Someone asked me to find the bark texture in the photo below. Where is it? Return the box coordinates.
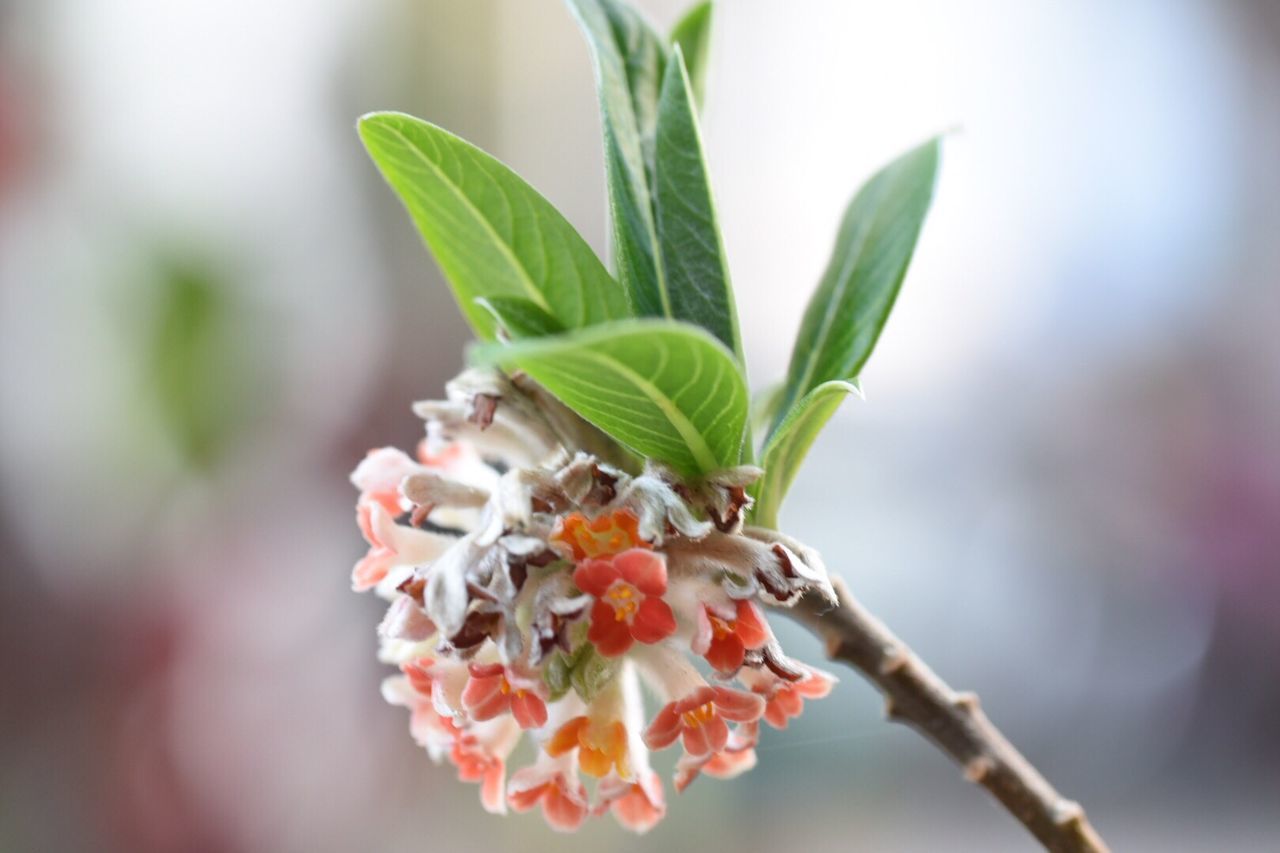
[786,576,1109,853]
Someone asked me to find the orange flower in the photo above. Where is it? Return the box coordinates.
[546,715,630,778]
[551,510,649,561]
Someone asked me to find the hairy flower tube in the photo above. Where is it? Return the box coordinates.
[351,369,838,832]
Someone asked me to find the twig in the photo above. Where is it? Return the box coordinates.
[783,575,1110,852]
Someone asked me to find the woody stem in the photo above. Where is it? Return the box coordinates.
[781,575,1110,853]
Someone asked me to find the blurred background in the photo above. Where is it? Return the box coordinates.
[1,0,1277,850]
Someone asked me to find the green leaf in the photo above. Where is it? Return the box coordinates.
[773,138,940,433]
[653,46,741,358]
[475,296,565,339]
[472,319,748,478]
[565,0,668,315]
[750,381,785,440]
[751,380,859,528]
[358,111,631,339]
[670,2,713,110]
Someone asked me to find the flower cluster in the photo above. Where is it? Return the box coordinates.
[351,369,837,832]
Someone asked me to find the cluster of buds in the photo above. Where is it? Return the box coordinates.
[351,369,837,832]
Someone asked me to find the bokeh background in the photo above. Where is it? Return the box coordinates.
[2,0,1277,850]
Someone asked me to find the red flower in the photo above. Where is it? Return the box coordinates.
[507,767,589,832]
[753,667,836,729]
[692,599,770,673]
[596,770,666,834]
[674,722,759,792]
[450,741,506,814]
[643,686,766,757]
[461,663,548,729]
[573,549,676,657]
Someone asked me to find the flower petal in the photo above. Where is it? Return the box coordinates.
[610,775,665,834]
[588,602,635,657]
[461,674,508,721]
[578,745,612,778]
[511,690,548,730]
[629,597,676,645]
[480,760,507,814]
[711,686,767,722]
[643,704,682,751]
[507,782,547,813]
[615,548,667,596]
[733,600,770,649]
[573,559,621,597]
[705,633,746,674]
[544,781,589,832]
[547,716,590,758]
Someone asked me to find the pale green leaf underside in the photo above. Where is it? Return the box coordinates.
[472,319,747,477]
[773,138,940,434]
[653,47,741,358]
[752,380,858,528]
[670,1,713,110]
[358,112,630,339]
[565,0,668,316]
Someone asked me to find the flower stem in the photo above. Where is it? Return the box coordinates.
[782,575,1109,853]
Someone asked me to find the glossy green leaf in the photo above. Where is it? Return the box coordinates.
[773,138,940,433]
[358,111,631,339]
[472,319,747,478]
[475,296,565,339]
[653,47,741,358]
[670,2,713,110]
[565,0,668,315]
[752,380,859,528]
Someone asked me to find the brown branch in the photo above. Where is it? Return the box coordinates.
[784,575,1110,853]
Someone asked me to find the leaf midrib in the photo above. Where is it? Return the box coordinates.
[786,185,887,410]
[575,348,719,473]
[586,1,673,319]
[381,121,554,313]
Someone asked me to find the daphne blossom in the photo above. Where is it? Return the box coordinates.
[350,368,837,832]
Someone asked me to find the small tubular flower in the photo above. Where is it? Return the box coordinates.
[546,715,630,778]
[353,500,451,592]
[693,599,770,673]
[461,663,548,729]
[551,509,648,561]
[596,770,666,833]
[507,755,590,832]
[673,721,759,792]
[643,686,766,758]
[741,666,837,729]
[574,548,676,656]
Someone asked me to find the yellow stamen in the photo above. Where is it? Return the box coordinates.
[709,614,734,640]
[680,702,716,729]
[606,582,639,621]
